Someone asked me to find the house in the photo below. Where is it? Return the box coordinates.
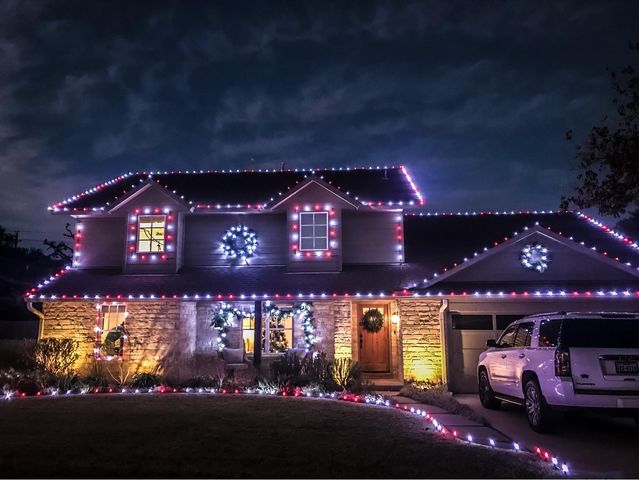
[26,166,639,392]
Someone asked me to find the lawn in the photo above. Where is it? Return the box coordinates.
[0,395,553,478]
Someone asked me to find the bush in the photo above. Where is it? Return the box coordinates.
[131,372,160,389]
[270,351,304,388]
[301,352,333,388]
[0,340,36,370]
[330,358,361,391]
[183,375,219,389]
[34,338,79,377]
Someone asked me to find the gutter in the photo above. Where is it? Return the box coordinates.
[27,302,45,340]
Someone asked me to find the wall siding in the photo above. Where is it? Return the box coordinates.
[183,214,287,266]
[342,211,402,264]
[77,217,125,268]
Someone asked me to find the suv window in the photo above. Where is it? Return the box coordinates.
[539,319,561,347]
[497,324,517,348]
[513,322,534,347]
[562,318,639,348]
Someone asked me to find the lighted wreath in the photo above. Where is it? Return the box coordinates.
[361,309,384,333]
[221,225,257,264]
[520,242,550,273]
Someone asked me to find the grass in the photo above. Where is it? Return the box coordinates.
[399,385,489,425]
[0,395,556,478]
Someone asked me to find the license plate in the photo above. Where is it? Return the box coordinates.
[615,361,639,374]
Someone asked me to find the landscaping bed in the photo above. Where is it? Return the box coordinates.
[0,394,555,478]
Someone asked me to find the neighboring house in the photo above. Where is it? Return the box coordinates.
[25,166,639,392]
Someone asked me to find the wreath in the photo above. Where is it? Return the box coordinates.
[221,225,258,264]
[520,242,550,273]
[361,309,384,333]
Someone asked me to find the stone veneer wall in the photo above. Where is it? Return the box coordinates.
[397,299,443,382]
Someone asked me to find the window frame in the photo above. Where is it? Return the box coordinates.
[96,303,128,359]
[242,309,295,354]
[298,211,329,252]
[136,214,167,253]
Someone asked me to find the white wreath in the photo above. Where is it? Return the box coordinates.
[520,243,550,273]
[221,225,258,262]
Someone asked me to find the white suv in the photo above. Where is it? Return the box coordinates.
[477,312,639,432]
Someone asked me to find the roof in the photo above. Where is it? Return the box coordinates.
[27,211,639,300]
[49,166,424,213]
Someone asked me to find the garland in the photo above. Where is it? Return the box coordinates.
[211,303,245,351]
[295,302,316,352]
[361,309,384,333]
[221,225,258,264]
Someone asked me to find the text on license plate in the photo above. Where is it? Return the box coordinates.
[615,361,639,374]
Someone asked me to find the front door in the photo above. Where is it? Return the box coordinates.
[358,304,391,372]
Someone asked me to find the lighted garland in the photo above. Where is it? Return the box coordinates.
[221,225,257,263]
[361,309,384,333]
[520,242,550,273]
[211,303,245,351]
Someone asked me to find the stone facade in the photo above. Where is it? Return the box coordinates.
[40,297,446,384]
[397,299,444,382]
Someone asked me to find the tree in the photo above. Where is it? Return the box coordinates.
[561,42,639,219]
[43,223,74,262]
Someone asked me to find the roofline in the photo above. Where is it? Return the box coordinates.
[268,175,363,210]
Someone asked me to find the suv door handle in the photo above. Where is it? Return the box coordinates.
[518,353,525,359]
[500,354,507,359]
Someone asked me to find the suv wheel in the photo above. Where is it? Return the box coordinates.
[524,379,554,433]
[478,369,501,409]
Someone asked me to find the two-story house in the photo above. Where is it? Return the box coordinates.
[26,166,639,392]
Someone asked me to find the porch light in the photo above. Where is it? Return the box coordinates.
[391,312,400,324]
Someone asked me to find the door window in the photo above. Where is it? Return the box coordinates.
[513,322,534,347]
[497,325,517,348]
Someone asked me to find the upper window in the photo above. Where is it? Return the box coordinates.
[137,215,166,253]
[299,212,328,251]
[98,304,127,357]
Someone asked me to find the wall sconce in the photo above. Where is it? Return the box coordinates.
[391,311,400,324]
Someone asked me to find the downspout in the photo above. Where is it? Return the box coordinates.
[27,301,45,340]
[438,299,450,389]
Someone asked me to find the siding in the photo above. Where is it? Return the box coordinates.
[77,217,125,268]
[183,213,287,266]
[342,211,402,264]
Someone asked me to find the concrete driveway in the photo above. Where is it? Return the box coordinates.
[455,394,639,478]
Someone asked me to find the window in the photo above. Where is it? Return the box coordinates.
[561,318,639,348]
[266,312,293,353]
[242,315,255,354]
[137,215,166,253]
[497,325,517,348]
[513,322,534,348]
[242,310,294,354]
[452,314,493,330]
[538,319,561,347]
[299,212,328,251]
[98,304,127,357]
[496,314,527,330]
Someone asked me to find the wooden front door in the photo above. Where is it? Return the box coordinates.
[358,304,390,372]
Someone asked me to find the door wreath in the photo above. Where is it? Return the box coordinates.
[361,309,384,333]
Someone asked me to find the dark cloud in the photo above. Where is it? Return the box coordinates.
[0,0,637,244]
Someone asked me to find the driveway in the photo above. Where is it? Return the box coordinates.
[455,394,639,478]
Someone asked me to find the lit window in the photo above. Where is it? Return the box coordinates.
[98,304,127,357]
[299,212,328,251]
[242,310,294,354]
[137,215,166,253]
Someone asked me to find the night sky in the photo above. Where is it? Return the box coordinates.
[1,1,637,247]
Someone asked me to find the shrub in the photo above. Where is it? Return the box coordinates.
[270,351,304,388]
[183,375,219,389]
[330,358,361,391]
[0,340,36,370]
[131,372,160,389]
[301,352,333,388]
[34,338,79,377]
[256,378,277,394]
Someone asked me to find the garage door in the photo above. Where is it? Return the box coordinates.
[447,313,525,393]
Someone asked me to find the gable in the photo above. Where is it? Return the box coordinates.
[108,181,189,214]
[270,178,360,211]
[428,229,639,286]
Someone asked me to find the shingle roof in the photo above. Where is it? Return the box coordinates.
[50,166,423,212]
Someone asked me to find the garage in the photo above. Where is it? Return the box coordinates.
[444,298,639,393]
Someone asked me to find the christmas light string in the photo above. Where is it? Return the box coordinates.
[0,386,570,475]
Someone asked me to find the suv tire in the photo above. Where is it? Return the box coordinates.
[524,379,554,433]
[478,369,501,409]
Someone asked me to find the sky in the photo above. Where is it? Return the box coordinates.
[1,0,638,248]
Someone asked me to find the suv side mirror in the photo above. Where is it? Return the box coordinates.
[486,339,497,348]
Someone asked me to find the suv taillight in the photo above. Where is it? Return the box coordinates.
[554,348,571,377]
